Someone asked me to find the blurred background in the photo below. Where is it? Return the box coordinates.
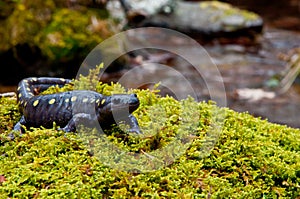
[0,0,299,127]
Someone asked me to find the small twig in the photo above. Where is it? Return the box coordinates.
[277,52,300,94]
[0,92,16,98]
[140,149,156,160]
[118,0,132,13]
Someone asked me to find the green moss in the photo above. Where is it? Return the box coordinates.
[200,1,258,21]
[0,96,20,134]
[35,8,111,61]
[199,1,260,32]
[1,0,55,49]
[1,65,300,198]
[0,0,112,60]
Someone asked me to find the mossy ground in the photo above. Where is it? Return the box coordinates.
[0,66,300,198]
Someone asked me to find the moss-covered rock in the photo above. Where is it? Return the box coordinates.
[0,0,111,53]
[35,8,111,61]
[0,0,113,83]
[120,1,263,40]
[0,66,299,198]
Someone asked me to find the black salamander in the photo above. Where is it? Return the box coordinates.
[14,77,142,134]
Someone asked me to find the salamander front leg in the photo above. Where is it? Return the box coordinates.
[60,113,98,133]
[10,116,27,139]
[123,114,142,134]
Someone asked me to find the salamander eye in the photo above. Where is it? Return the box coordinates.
[131,94,137,98]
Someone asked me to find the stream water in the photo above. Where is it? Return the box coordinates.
[100,26,300,128]
[210,27,300,128]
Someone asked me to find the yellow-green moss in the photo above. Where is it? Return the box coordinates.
[0,0,112,60]
[35,8,111,61]
[0,65,299,198]
[1,0,55,50]
[0,96,20,134]
[200,1,258,21]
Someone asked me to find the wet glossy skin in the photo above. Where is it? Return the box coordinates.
[14,77,141,134]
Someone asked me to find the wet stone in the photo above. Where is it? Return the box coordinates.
[121,1,263,40]
[222,15,246,27]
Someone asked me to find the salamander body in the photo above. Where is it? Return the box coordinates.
[14,77,141,134]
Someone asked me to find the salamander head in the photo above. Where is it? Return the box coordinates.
[98,93,140,118]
